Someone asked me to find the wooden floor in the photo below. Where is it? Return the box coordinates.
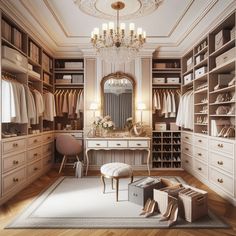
[0,168,236,236]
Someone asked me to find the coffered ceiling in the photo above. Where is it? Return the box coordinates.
[0,0,235,57]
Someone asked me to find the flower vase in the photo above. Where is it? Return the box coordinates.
[95,126,102,137]
[102,129,108,137]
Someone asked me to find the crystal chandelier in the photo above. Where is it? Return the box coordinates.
[91,1,146,64]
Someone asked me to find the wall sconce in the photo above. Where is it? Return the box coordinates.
[89,102,99,119]
[137,102,146,125]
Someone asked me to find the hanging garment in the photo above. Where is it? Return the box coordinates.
[43,92,56,121]
[25,86,36,124]
[32,89,44,124]
[62,90,69,113]
[169,91,176,118]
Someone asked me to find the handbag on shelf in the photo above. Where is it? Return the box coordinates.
[215,106,230,115]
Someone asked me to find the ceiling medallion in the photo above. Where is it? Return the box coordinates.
[90,1,146,64]
[74,0,163,20]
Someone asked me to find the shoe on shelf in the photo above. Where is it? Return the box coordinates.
[228,77,236,86]
[227,106,235,115]
[224,127,235,138]
[218,127,228,137]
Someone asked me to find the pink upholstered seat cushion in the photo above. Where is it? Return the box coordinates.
[56,134,82,156]
[101,162,133,177]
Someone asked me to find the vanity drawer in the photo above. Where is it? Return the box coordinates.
[182,132,193,143]
[209,139,234,155]
[194,135,208,147]
[27,147,42,162]
[43,154,53,167]
[194,159,208,179]
[2,139,26,155]
[87,140,107,148]
[27,135,42,148]
[2,167,26,194]
[182,142,193,156]
[182,154,193,170]
[42,133,54,143]
[209,152,233,175]
[128,140,149,148]
[2,152,26,173]
[209,167,234,195]
[27,160,42,177]
[108,141,128,148]
[42,142,54,155]
[193,146,208,162]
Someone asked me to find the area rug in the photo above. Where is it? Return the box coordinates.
[6,176,229,229]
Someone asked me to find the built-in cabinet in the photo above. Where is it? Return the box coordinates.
[181,11,236,205]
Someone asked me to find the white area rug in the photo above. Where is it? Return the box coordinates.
[6,176,229,229]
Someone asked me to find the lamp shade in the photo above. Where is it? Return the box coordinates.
[89,102,98,110]
[137,102,146,110]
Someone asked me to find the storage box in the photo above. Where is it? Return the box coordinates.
[65,62,83,69]
[167,77,179,84]
[215,47,235,67]
[195,66,207,79]
[153,77,165,84]
[153,178,183,214]
[43,73,50,84]
[155,122,166,131]
[215,29,230,50]
[153,63,166,69]
[56,79,71,84]
[230,26,235,40]
[2,45,27,69]
[184,73,193,85]
[195,54,204,64]
[72,74,84,84]
[128,177,162,206]
[178,186,208,222]
[170,122,179,131]
[187,57,193,65]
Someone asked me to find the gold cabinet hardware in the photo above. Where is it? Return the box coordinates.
[198,153,202,156]
[198,167,202,171]
[13,160,19,165]
[12,143,18,147]
[185,160,189,163]
[217,161,223,165]
[217,178,223,183]
[13,177,19,182]
[217,143,223,148]
[198,140,202,143]
[185,136,189,139]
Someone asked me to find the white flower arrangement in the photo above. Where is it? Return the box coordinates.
[93,115,115,130]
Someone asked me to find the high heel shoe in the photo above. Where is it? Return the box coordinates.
[139,198,152,216]
[168,203,179,227]
[159,201,174,221]
[145,200,158,218]
[224,127,235,138]
[218,127,227,137]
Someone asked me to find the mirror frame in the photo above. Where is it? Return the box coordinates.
[101,71,136,127]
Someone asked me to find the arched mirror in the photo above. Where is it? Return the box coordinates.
[101,72,135,129]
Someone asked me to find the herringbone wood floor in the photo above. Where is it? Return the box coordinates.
[0,168,235,236]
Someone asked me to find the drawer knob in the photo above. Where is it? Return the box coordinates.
[185,160,189,163]
[218,144,223,148]
[198,153,202,156]
[96,143,100,146]
[198,167,202,171]
[34,167,38,171]
[185,148,189,151]
[47,137,51,140]
[185,137,189,139]
[13,177,19,182]
[13,143,18,148]
[34,153,38,157]
[217,178,223,183]
[136,143,141,146]
[217,161,223,165]
[116,143,121,146]
[13,160,19,165]
[33,139,38,143]
[198,140,202,143]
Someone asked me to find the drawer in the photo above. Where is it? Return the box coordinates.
[27,160,42,177]
[42,133,54,143]
[27,147,42,162]
[182,154,193,169]
[128,140,149,148]
[87,140,107,148]
[182,132,193,143]
[27,135,42,147]
[209,167,234,195]
[182,142,193,156]
[2,167,26,194]
[209,139,234,155]
[2,152,26,173]
[209,152,233,174]
[194,135,208,147]
[2,139,26,154]
[42,154,52,166]
[194,160,208,179]
[42,142,54,155]
[193,146,208,162]
[108,140,128,148]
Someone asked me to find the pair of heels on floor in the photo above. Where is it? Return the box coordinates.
[160,197,178,227]
[139,198,158,218]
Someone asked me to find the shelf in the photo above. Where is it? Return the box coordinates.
[210,115,235,117]
[210,39,235,58]
[210,100,235,105]
[194,123,208,126]
[54,69,84,73]
[194,73,208,82]
[209,58,235,74]
[195,102,208,106]
[152,83,181,87]
[2,37,27,57]
[183,68,193,76]
[194,46,208,57]
[43,81,53,88]
[28,57,41,67]
[28,74,41,82]
[182,81,193,89]
[194,87,208,94]
[209,85,235,94]
[43,69,53,76]
[55,83,84,87]
[195,113,208,115]
[2,58,27,73]
[194,58,208,69]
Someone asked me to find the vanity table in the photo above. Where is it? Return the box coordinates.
[85,136,151,175]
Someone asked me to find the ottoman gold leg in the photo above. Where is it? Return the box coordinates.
[101,175,106,193]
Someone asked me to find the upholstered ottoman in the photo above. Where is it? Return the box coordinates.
[100,162,133,202]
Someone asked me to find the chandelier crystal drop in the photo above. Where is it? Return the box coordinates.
[91,1,146,64]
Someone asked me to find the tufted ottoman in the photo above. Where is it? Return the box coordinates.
[100,162,133,202]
